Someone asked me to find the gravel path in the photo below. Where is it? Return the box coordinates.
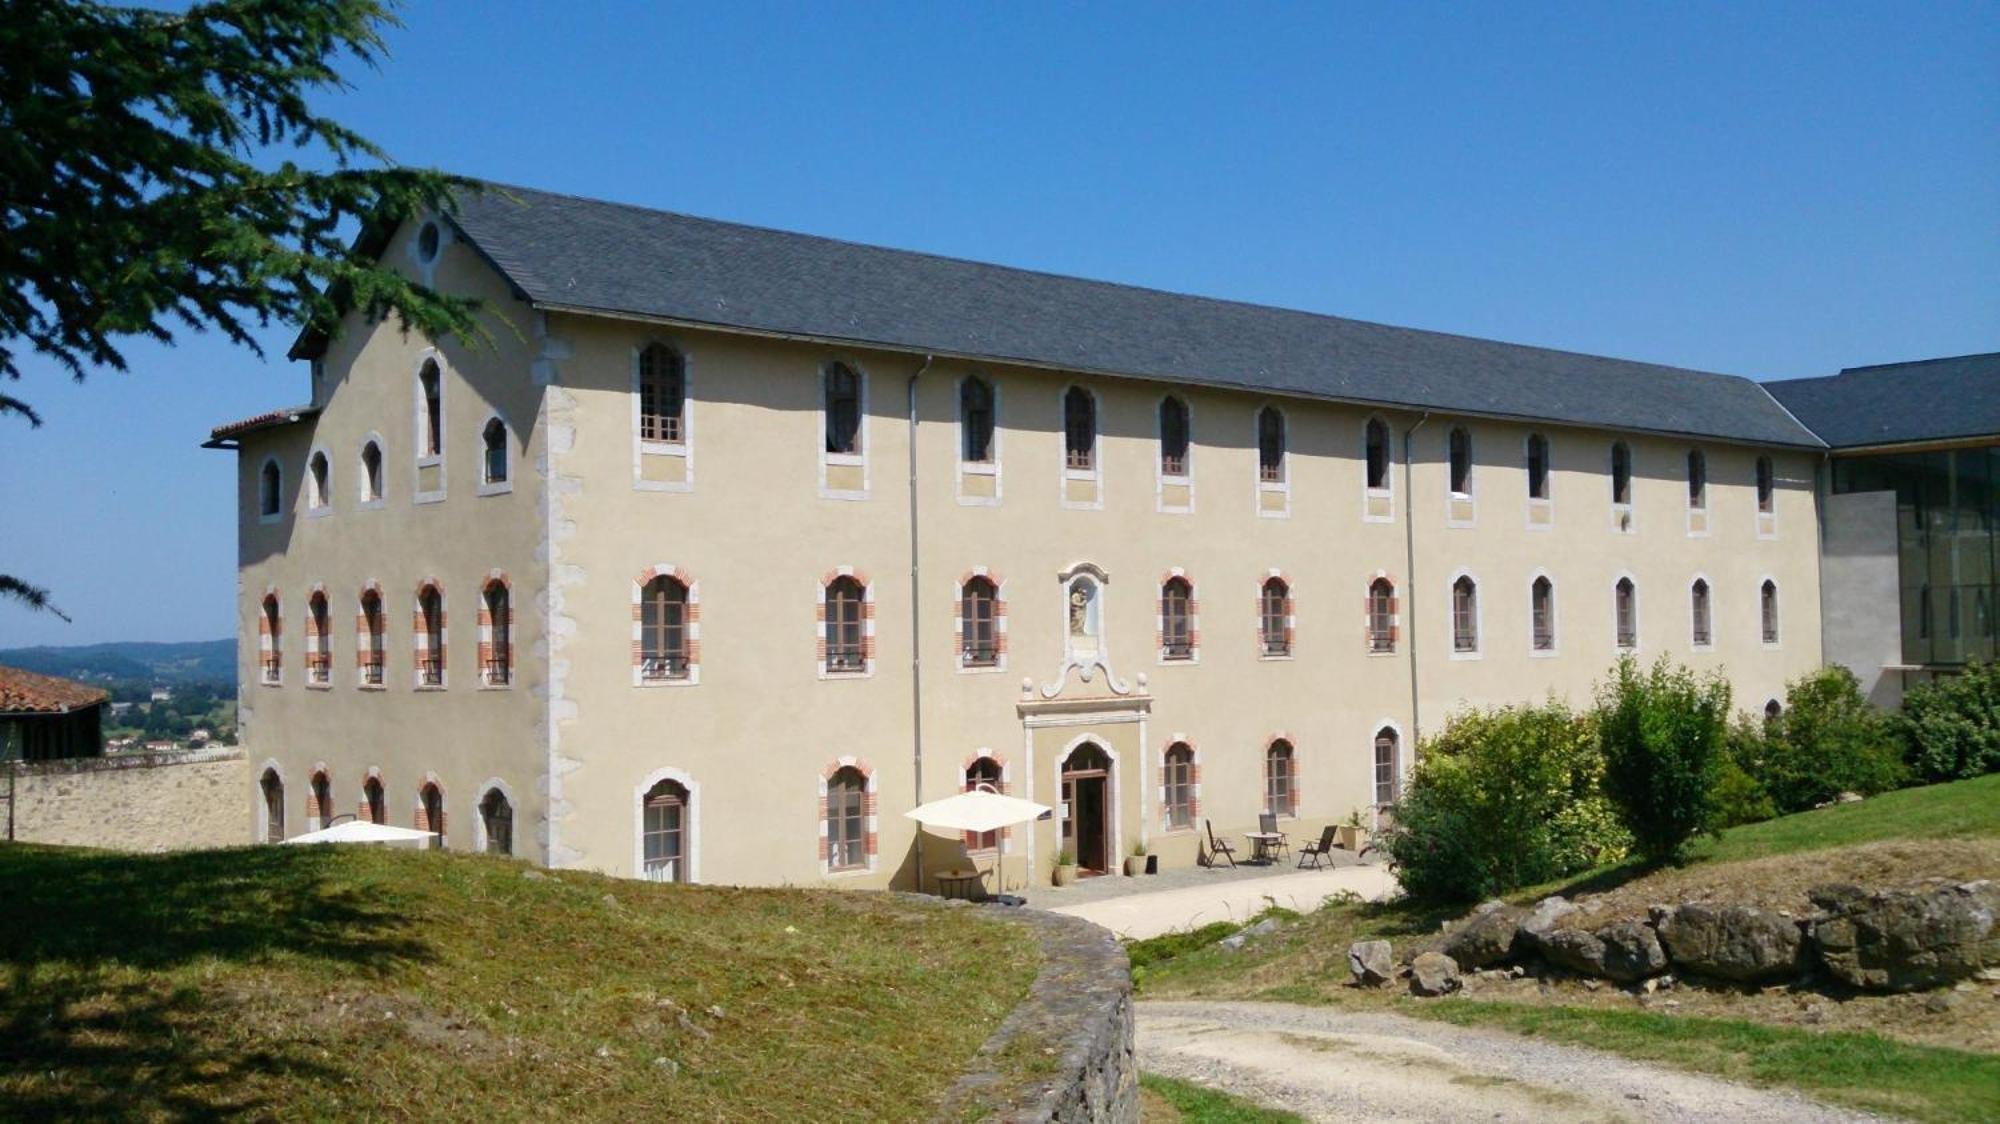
[1138,1000,1881,1123]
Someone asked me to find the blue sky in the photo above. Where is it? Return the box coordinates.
[2,1,1994,648]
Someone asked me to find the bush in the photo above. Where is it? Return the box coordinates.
[1901,661,2000,783]
[1597,657,1731,864]
[1759,666,1906,812]
[1714,717,1779,828]
[1381,701,1626,903]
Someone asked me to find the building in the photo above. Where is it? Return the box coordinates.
[1768,354,2000,706]
[209,181,1834,887]
[0,665,108,762]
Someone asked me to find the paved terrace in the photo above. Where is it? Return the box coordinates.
[1020,846,1398,940]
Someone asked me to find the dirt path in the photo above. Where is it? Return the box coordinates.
[1137,1000,1878,1123]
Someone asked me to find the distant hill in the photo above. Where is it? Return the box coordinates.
[0,640,234,685]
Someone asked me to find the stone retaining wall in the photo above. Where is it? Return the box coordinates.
[5,748,248,850]
[936,906,1137,1123]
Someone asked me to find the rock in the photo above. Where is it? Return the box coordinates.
[1813,881,2000,992]
[1242,918,1281,939]
[521,869,548,881]
[1443,903,1526,969]
[1474,898,1509,915]
[1658,903,1806,984]
[1923,992,1961,1015]
[1599,920,1670,981]
[1410,952,1461,997]
[1540,928,1608,977]
[653,1056,679,1076]
[1515,896,1579,955]
[1348,940,1395,987]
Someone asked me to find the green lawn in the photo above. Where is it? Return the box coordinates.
[0,843,1037,1120]
[1700,770,2000,863]
[1140,1073,1307,1123]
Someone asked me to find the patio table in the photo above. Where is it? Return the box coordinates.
[1245,831,1284,863]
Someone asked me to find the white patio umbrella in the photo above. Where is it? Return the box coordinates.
[905,785,1051,896]
[280,820,437,847]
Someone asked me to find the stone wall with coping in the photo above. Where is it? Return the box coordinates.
[6,748,248,850]
[936,905,1137,1123]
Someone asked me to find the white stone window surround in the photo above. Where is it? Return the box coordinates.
[1609,441,1636,535]
[477,412,515,497]
[304,445,333,517]
[1056,734,1123,873]
[633,564,702,688]
[1527,568,1559,659]
[633,766,701,883]
[256,758,288,843]
[1253,403,1291,519]
[406,214,451,287]
[953,567,1010,675]
[1157,734,1200,834]
[956,371,1002,507]
[1689,572,1716,651]
[1364,570,1401,659]
[412,349,447,505]
[257,454,285,525]
[818,357,870,501]
[1370,719,1407,814]
[1444,424,1476,529]
[1611,570,1641,654]
[1759,574,1782,650]
[815,566,876,680]
[631,338,694,494]
[818,757,876,877]
[471,776,519,856]
[1155,393,1194,515]
[1685,447,1710,537]
[1059,383,1103,512]
[1447,567,1482,661]
[355,580,388,691]
[1361,414,1396,524]
[1523,432,1554,531]
[1155,567,1200,666]
[357,432,387,510]
[1256,569,1296,662]
[1755,456,1780,540]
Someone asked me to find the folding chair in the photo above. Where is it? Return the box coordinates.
[1201,819,1238,868]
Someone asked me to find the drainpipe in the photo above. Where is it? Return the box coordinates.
[906,355,936,891]
[1400,413,1432,758]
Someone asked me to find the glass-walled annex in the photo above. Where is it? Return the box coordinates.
[1833,445,2000,667]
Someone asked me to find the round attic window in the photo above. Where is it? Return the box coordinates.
[417,221,442,262]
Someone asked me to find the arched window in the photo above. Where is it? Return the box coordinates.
[960,376,995,463]
[824,576,866,673]
[639,576,691,680]
[961,576,999,667]
[1756,456,1775,514]
[642,778,690,882]
[1264,740,1296,818]
[1365,417,1391,490]
[1367,578,1396,654]
[418,584,445,686]
[1526,434,1550,501]
[1451,576,1478,653]
[1260,578,1291,657]
[1373,728,1400,806]
[1764,698,1783,727]
[306,592,331,684]
[259,458,282,518]
[307,451,330,510]
[824,362,862,455]
[1687,449,1707,509]
[1159,396,1190,476]
[482,418,508,484]
[1448,427,1473,496]
[363,775,386,825]
[261,768,285,842]
[417,360,442,459]
[1161,577,1194,660]
[1615,577,1638,649]
[481,788,513,856]
[964,757,1003,851]
[1761,580,1779,644]
[483,581,511,685]
[1531,576,1555,652]
[420,782,446,847]
[260,594,282,683]
[1611,442,1632,506]
[1690,579,1713,646]
[311,772,332,829]
[1064,386,1095,471]
[360,589,386,686]
[1257,407,1286,483]
[360,440,384,503]
[1163,743,1195,830]
[825,766,867,871]
[639,344,686,443]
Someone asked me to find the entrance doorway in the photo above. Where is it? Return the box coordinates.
[1061,742,1112,875]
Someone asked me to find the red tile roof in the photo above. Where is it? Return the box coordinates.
[0,665,110,714]
[208,405,319,442]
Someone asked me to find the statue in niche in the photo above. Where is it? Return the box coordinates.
[1068,578,1095,638]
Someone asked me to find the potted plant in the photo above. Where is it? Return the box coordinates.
[1052,846,1078,886]
[1123,840,1148,876]
[1335,808,1369,851]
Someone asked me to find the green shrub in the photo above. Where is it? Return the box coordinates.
[1901,661,2000,783]
[1758,666,1906,812]
[1381,701,1626,902]
[1714,717,1779,828]
[1597,657,1731,864]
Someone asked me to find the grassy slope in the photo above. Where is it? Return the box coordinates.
[1135,775,2000,1123]
[0,844,1037,1121]
[1139,1074,1307,1123]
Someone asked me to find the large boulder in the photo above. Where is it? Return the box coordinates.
[1442,903,1526,969]
[1348,940,1394,987]
[1539,928,1608,977]
[1598,920,1670,981]
[1658,903,1806,983]
[1812,881,2000,992]
[1410,951,1461,997]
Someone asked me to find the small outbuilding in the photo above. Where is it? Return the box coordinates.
[0,665,108,761]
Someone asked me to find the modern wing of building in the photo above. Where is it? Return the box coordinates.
[204,180,1976,888]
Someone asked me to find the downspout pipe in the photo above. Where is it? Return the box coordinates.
[907,354,936,891]
[1401,413,1432,756]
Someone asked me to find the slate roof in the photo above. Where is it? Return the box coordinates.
[0,665,108,715]
[1765,354,2000,450]
[379,181,1819,449]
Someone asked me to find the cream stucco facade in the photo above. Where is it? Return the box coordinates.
[221,210,1824,892]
